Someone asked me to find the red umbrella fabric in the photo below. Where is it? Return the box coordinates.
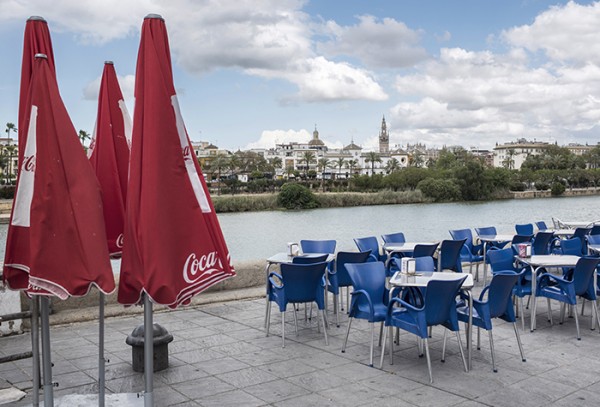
[88,61,132,256]
[118,15,235,309]
[3,54,115,299]
[4,16,56,290]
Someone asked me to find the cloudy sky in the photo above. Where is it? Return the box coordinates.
[1,0,600,152]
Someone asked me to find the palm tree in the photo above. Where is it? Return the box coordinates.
[317,158,330,191]
[502,148,516,170]
[269,157,282,178]
[345,159,359,190]
[78,129,91,148]
[335,157,346,180]
[385,158,400,174]
[5,122,17,142]
[208,154,229,195]
[4,144,17,183]
[365,152,381,176]
[412,152,424,168]
[300,151,316,178]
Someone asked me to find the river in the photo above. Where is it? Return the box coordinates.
[0,195,598,264]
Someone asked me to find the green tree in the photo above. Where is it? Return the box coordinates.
[300,151,316,178]
[385,158,400,174]
[78,129,91,146]
[502,148,516,170]
[317,158,330,191]
[207,154,229,195]
[365,152,382,176]
[277,183,320,209]
[5,122,17,141]
[335,157,346,180]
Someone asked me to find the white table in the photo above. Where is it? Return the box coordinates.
[263,252,334,327]
[477,234,514,285]
[514,254,580,332]
[559,220,599,229]
[388,271,474,370]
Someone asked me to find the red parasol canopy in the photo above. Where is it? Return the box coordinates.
[88,61,132,256]
[118,15,235,309]
[4,16,56,290]
[3,54,115,299]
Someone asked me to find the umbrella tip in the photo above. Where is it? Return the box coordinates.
[34,53,48,59]
[28,16,47,22]
[104,61,114,65]
[144,13,164,20]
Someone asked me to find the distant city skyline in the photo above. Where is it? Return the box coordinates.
[2,1,600,152]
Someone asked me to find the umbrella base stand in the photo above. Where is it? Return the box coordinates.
[126,323,173,372]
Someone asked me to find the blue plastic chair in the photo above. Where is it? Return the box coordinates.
[292,254,329,264]
[487,248,531,330]
[535,221,549,230]
[413,243,439,258]
[354,236,385,263]
[266,262,329,347]
[449,229,483,278]
[536,257,600,340]
[327,251,371,326]
[476,226,509,250]
[437,239,467,273]
[300,239,336,255]
[572,228,591,255]
[532,231,555,255]
[515,224,534,235]
[590,225,600,236]
[509,234,534,255]
[343,262,389,367]
[379,276,468,383]
[381,232,406,244]
[457,272,526,372]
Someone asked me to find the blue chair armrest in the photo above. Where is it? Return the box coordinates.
[268,271,283,289]
[388,296,423,313]
[350,289,374,316]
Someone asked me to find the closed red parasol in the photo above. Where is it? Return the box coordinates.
[4,16,56,291]
[118,15,235,309]
[5,55,115,298]
[88,61,132,256]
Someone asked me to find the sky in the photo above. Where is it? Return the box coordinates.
[1,0,600,152]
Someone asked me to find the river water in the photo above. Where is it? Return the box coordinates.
[1,195,598,264]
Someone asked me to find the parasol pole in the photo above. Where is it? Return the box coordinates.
[31,296,40,407]
[40,296,54,406]
[99,293,105,407]
[143,293,154,406]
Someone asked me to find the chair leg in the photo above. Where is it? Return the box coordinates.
[346,287,350,313]
[379,324,388,369]
[320,309,329,345]
[581,299,586,316]
[455,330,468,373]
[592,300,600,332]
[266,301,272,337]
[369,322,375,367]
[342,317,353,353]
[293,307,299,336]
[512,322,526,362]
[520,297,526,331]
[488,330,497,373]
[389,326,395,365]
[441,329,447,362]
[424,338,433,383]
[526,296,531,309]
[281,311,285,348]
[574,304,581,340]
[547,298,553,325]
[378,322,384,347]
[334,294,339,328]
[477,326,481,350]
[560,303,566,324]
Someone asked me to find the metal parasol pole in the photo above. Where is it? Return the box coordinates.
[143,293,154,406]
[40,296,54,406]
[31,296,40,407]
[99,293,105,407]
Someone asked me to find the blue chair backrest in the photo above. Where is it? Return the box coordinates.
[515,224,534,235]
[532,231,555,255]
[414,256,435,271]
[535,221,548,230]
[280,262,328,304]
[590,225,600,236]
[354,236,381,259]
[293,254,329,264]
[449,229,474,249]
[486,272,519,318]
[346,262,387,308]
[413,243,439,258]
[300,239,336,254]
[512,234,533,245]
[573,228,591,240]
[439,239,466,271]
[424,276,467,325]
[487,248,516,273]
[381,232,406,244]
[587,234,600,246]
[560,237,582,256]
[334,251,371,286]
[475,226,497,236]
[572,257,600,296]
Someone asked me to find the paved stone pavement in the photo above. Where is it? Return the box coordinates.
[2,288,600,406]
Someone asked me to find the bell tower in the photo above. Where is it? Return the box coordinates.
[379,115,389,154]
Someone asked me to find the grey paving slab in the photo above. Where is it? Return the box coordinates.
[3,293,600,407]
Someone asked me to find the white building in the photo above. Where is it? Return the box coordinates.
[493,139,551,170]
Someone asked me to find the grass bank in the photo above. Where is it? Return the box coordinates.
[212,190,428,213]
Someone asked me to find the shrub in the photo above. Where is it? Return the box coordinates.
[0,186,15,199]
[535,182,550,191]
[509,182,526,192]
[416,178,461,202]
[551,182,566,196]
[277,183,320,210]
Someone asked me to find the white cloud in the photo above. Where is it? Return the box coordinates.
[245,129,312,149]
[502,1,600,65]
[317,15,429,68]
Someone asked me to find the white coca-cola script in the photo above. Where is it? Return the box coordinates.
[183,252,223,284]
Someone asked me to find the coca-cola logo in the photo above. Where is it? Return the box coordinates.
[22,155,36,172]
[182,146,191,161]
[116,233,124,248]
[183,252,223,283]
